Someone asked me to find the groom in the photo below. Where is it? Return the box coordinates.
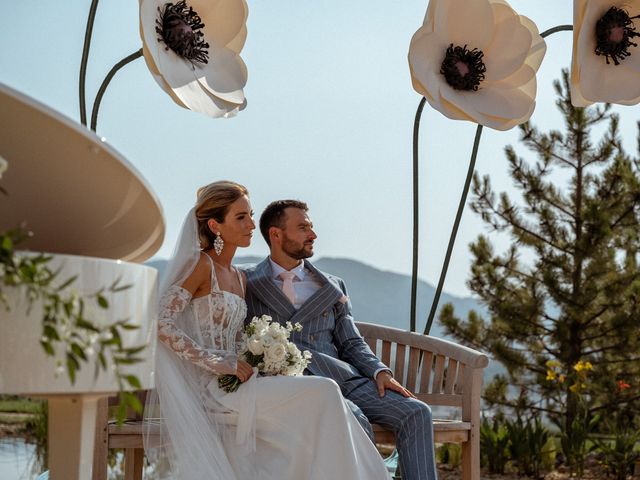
[244,200,438,480]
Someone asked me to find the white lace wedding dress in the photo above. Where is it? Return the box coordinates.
[152,253,391,480]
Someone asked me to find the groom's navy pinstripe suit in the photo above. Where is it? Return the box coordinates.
[244,258,438,480]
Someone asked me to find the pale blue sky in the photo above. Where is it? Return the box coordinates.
[1,0,638,297]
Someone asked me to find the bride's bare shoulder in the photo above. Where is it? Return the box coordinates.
[180,253,211,295]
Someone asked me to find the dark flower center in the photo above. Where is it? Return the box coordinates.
[440,44,486,91]
[594,6,640,65]
[156,0,209,65]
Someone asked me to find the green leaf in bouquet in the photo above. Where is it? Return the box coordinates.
[218,374,242,393]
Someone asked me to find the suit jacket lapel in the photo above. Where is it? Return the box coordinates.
[249,258,296,318]
[290,260,343,323]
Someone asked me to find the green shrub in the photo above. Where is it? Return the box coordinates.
[506,416,551,478]
[595,423,640,480]
[480,416,510,474]
[436,443,461,468]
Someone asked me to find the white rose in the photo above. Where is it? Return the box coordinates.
[248,337,264,355]
[0,156,7,179]
[268,323,284,337]
[266,343,287,365]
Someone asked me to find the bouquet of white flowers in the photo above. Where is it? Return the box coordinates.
[218,315,312,393]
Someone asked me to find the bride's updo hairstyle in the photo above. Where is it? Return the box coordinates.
[195,180,249,250]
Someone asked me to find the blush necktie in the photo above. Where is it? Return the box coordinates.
[279,271,297,305]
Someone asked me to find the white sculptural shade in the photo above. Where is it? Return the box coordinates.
[0,82,165,263]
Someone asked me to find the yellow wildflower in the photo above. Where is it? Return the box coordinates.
[573,360,593,372]
[558,374,566,383]
[546,370,557,381]
[569,382,584,393]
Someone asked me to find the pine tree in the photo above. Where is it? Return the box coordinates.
[440,71,640,449]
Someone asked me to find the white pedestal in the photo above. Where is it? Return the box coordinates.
[0,254,159,480]
[47,395,103,480]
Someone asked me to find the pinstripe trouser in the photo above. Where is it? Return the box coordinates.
[343,379,438,480]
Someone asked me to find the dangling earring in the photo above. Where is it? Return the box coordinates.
[214,232,224,256]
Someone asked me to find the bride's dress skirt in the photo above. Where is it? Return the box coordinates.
[214,374,391,480]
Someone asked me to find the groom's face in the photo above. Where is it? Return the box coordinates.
[279,208,317,260]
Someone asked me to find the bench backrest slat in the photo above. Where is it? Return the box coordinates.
[394,344,406,384]
[419,351,433,394]
[405,347,421,392]
[432,354,446,394]
[444,358,458,394]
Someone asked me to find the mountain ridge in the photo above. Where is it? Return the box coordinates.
[146,256,487,339]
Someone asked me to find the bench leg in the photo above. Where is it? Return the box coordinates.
[461,439,480,480]
[91,398,109,480]
[124,448,144,480]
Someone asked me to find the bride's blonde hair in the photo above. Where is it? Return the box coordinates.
[195,180,249,250]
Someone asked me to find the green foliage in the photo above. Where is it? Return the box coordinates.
[559,400,600,477]
[480,416,510,474]
[23,400,48,472]
[440,70,640,473]
[0,225,146,422]
[436,443,461,468]
[595,420,640,480]
[0,395,44,414]
[505,415,551,478]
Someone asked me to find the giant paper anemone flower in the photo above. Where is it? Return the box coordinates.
[140,0,249,118]
[571,0,640,106]
[408,0,546,131]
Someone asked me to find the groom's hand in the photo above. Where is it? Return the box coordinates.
[375,371,416,398]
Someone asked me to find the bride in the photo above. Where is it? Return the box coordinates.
[144,180,391,479]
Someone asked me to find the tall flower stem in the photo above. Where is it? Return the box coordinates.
[413,24,573,335]
[410,97,427,333]
[422,125,482,335]
[79,0,100,126]
[90,49,144,132]
[541,25,573,38]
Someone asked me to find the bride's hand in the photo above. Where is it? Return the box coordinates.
[235,360,254,382]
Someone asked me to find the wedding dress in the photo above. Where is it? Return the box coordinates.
[144,208,391,480]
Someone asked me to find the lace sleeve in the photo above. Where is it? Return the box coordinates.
[158,285,238,375]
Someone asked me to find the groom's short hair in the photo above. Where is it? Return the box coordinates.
[260,200,308,246]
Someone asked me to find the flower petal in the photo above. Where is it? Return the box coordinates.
[195,45,247,104]
[142,42,188,108]
[441,84,534,130]
[434,0,494,50]
[580,53,640,104]
[486,64,535,89]
[438,93,476,121]
[620,45,640,74]
[226,25,248,54]
[193,0,249,49]
[408,28,448,99]
[483,8,533,82]
[520,16,546,71]
[173,81,240,117]
[139,0,159,49]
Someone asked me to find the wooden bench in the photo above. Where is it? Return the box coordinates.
[357,322,488,480]
[92,322,488,480]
